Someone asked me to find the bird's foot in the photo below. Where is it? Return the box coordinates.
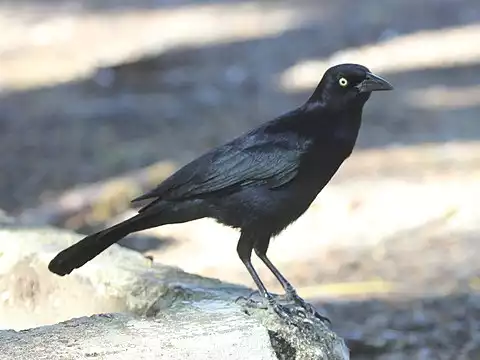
[235,291,268,310]
[285,288,331,325]
[265,293,320,331]
[236,291,295,322]
[236,292,313,328]
[235,290,325,330]
[265,293,295,324]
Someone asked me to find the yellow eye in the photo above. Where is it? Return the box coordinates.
[339,77,348,87]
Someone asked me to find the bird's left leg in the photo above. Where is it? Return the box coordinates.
[236,232,294,323]
[253,238,331,324]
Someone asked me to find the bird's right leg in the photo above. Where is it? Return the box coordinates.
[253,237,331,324]
[236,232,293,322]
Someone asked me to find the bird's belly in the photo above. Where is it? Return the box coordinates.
[209,181,321,234]
[210,151,349,233]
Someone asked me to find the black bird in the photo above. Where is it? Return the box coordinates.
[48,63,393,322]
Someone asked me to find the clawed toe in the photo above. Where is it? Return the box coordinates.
[286,292,331,325]
[235,290,260,304]
[292,305,310,319]
[267,297,295,324]
[236,292,268,311]
[269,300,319,331]
[300,302,330,324]
[237,290,331,327]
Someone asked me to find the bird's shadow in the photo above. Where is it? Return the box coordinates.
[116,233,176,253]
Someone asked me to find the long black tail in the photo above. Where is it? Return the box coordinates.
[48,213,155,276]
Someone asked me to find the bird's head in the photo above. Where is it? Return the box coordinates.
[308,63,393,110]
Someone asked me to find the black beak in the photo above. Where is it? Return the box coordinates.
[356,72,394,93]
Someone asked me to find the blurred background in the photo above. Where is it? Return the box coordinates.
[1,0,480,358]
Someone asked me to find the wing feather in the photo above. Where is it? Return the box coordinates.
[132,135,303,208]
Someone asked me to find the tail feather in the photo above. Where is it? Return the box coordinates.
[48,217,140,276]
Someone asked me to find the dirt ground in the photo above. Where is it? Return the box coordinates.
[1,0,480,358]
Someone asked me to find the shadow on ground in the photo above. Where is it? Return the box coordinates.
[1,0,480,213]
[317,291,480,359]
[0,0,234,13]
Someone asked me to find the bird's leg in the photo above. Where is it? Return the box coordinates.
[254,242,331,324]
[236,234,294,322]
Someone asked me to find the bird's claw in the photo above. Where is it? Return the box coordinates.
[235,290,259,303]
[236,290,330,329]
[237,292,295,323]
[293,305,330,324]
[266,295,319,332]
[235,291,268,310]
[266,294,296,325]
[286,290,331,325]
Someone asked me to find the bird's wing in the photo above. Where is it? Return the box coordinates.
[132,135,303,207]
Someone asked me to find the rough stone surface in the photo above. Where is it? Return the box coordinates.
[0,222,349,359]
[0,224,236,330]
[0,312,278,360]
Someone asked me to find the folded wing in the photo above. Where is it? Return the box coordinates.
[132,135,304,211]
